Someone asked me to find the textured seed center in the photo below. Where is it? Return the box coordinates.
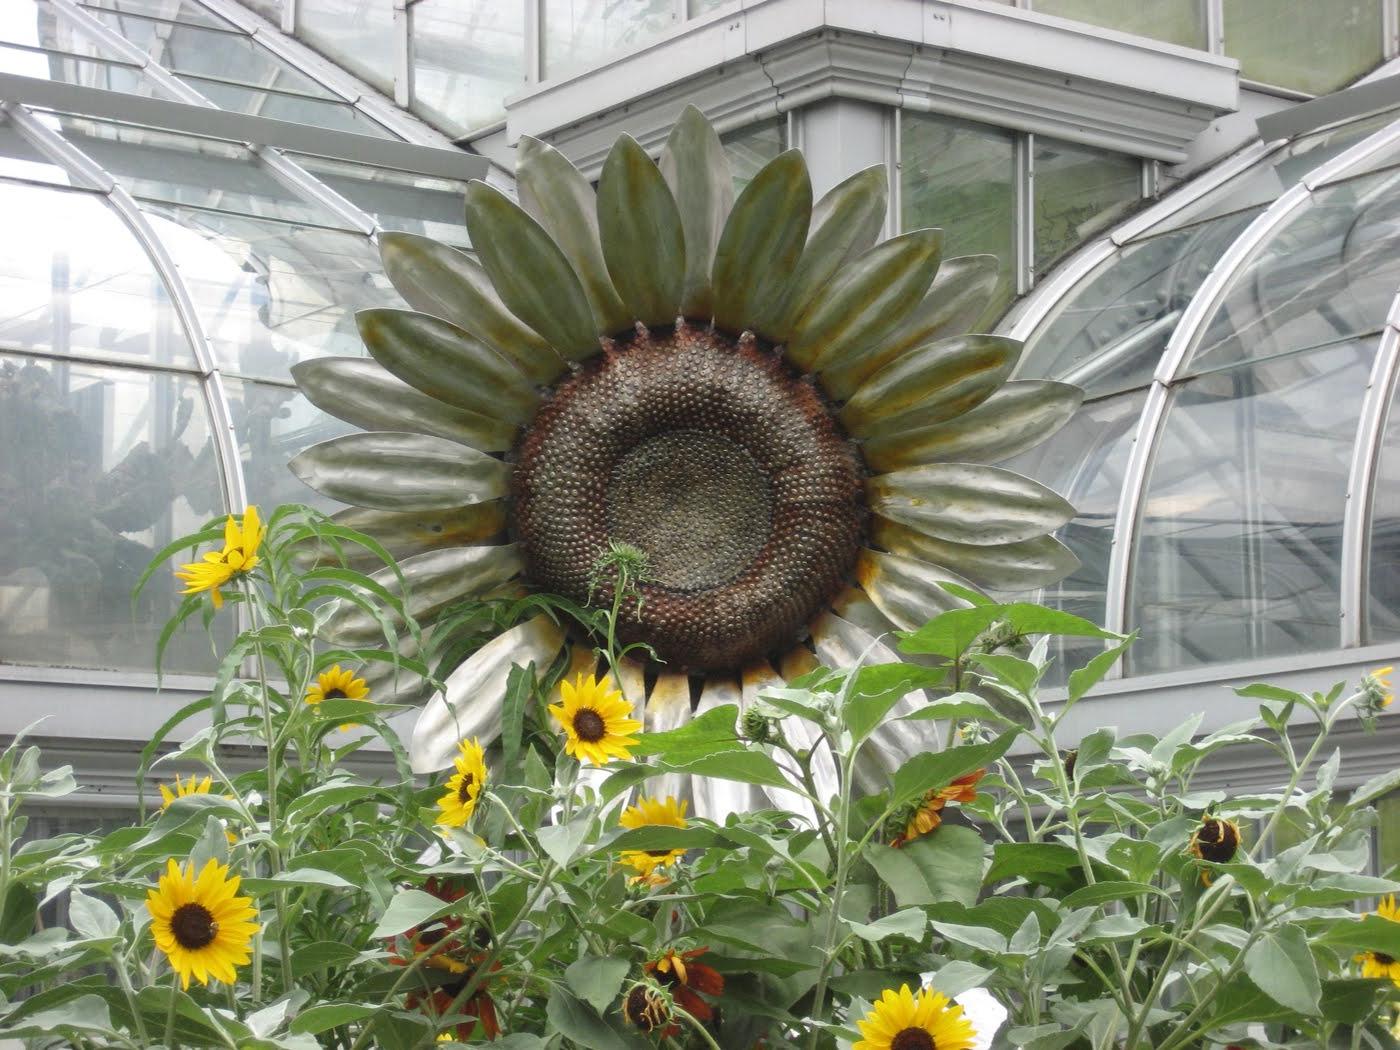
[573,708,606,742]
[1376,952,1396,965]
[322,688,347,700]
[892,1029,936,1050]
[457,773,475,802]
[609,431,772,591]
[172,902,218,950]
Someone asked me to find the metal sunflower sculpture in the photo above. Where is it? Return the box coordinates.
[288,106,1082,795]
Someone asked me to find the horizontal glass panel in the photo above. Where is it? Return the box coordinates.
[140,205,403,379]
[297,0,393,94]
[290,153,470,246]
[78,0,236,29]
[0,0,71,50]
[411,0,525,137]
[0,181,193,367]
[1019,207,1262,397]
[901,112,1018,327]
[543,0,678,80]
[1128,339,1374,674]
[1032,0,1207,49]
[224,378,355,512]
[1224,0,1383,95]
[1365,374,1400,642]
[0,350,226,673]
[0,111,88,186]
[1033,135,1141,276]
[0,42,176,100]
[1186,168,1400,375]
[689,0,738,13]
[723,119,784,194]
[181,77,393,138]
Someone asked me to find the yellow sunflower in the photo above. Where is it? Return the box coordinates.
[618,796,688,878]
[549,672,642,766]
[854,985,976,1050]
[1356,894,1400,985]
[147,858,260,990]
[436,738,487,828]
[174,506,263,609]
[159,773,212,810]
[306,664,370,705]
[1366,665,1394,709]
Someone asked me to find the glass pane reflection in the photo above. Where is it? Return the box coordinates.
[291,153,470,246]
[412,0,526,137]
[1033,136,1140,276]
[1031,0,1207,49]
[296,0,394,94]
[542,0,678,80]
[1364,377,1400,642]
[723,119,784,194]
[0,351,224,672]
[1224,0,1382,96]
[1129,340,1374,674]
[224,378,354,512]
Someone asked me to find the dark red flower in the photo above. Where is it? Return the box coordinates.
[642,947,725,1035]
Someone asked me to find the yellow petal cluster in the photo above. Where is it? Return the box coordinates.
[436,738,488,828]
[147,858,259,990]
[618,796,688,878]
[174,507,264,609]
[549,673,642,766]
[854,985,976,1050]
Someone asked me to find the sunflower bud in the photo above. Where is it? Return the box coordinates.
[741,707,773,743]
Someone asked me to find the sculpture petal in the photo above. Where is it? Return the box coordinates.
[598,134,687,328]
[289,432,508,511]
[300,504,506,571]
[855,549,976,633]
[872,520,1080,593]
[868,464,1076,546]
[658,104,734,320]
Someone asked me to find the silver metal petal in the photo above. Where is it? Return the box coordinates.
[378,232,564,385]
[597,134,687,328]
[855,549,977,634]
[863,380,1082,471]
[291,356,516,452]
[711,149,812,339]
[410,614,566,773]
[787,229,943,372]
[604,657,647,710]
[868,463,1076,546]
[359,629,432,706]
[742,662,817,820]
[322,544,525,645]
[840,334,1021,439]
[768,165,888,343]
[819,254,1000,400]
[658,104,733,320]
[304,504,507,571]
[645,672,695,811]
[464,180,600,360]
[289,431,508,511]
[357,308,539,425]
[872,519,1080,592]
[516,136,631,337]
[831,585,901,642]
[690,676,761,821]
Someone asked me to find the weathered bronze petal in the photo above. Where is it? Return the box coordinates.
[302,504,506,571]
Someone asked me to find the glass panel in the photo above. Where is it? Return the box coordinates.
[296,0,393,95]
[78,0,235,29]
[542,0,679,80]
[225,378,355,512]
[1186,168,1400,375]
[0,0,71,50]
[0,43,175,100]
[290,153,470,246]
[901,112,1017,325]
[181,78,393,137]
[1365,379,1400,642]
[1224,0,1383,95]
[723,119,784,194]
[0,111,88,186]
[1128,339,1374,674]
[140,205,403,379]
[1033,136,1141,275]
[0,182,193,367]
[0,351,224,673]
[688,0,737,14]
[412,0,526,137]
[1019,207,1262,397]
[1032,0,1207,49]
[1002,391,1147,682]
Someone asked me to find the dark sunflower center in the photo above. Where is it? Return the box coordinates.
[1375,952,1396,965]
[1194,820,1239,863]
[322,688,347,700]
[645,848,673,857]
[513,324,864,670]
[891,1029,937,1050]
[624,985,667,1031]
[171,902,218,950]
[573,708,606,742]
[457,773,475,802]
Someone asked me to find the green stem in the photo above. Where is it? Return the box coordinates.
[113,952,151,1046]
[806,745,857,1050]
[163,980,179,1049]
[673,1003,723,1050]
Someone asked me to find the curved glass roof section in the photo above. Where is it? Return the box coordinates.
[1005,93,1400,680]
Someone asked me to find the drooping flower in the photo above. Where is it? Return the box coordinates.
[1362,665,1394,714]
[893,769,986,847]
[643,947,724,1035]
[288,107,1081,814]
[1189,814,1242,884]
[618,796,689,879]
[549,672,642,766]
[306,664,370,705]
[622,983,672,1033]
[436,738,487,828]
[1355,894,1400,986]
[146,858,259,990]
[854,985,976,1050]
[159,773,213,810]
[174,506,263,609]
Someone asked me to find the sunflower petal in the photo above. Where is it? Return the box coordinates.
[840,334,1021,438]
[872,519,1080,592]
[831,585,901,642]
[296,504,506,571]
[863,380,1082,471]
[658,105,733,320]
[819,254,1000,400]
[868,464,1076,546]
[357,308,538,424]
[787,229,942,372]
[289,432,508,511]
[855,550,977,635]
[598,134,687,328]
[689,676,762,821]
[711,149,811,339]
[644,673,694,810]
[517,136,632,336]
[411,615,565,772]
[464,180,600,360]
[323,544,525,644]
[768,165,888,342]
[291,357,516,452]
[378,232,564,385]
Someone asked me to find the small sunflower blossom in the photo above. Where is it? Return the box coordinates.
[174,506,263,610]
[549,672,642,766]
[146,858,259,990]
[640,947,724,1036]
[159,772,213,810]
[892,769,986,848]
[618,796,689,881]
[1189,814,1243,884]
[306,664,370,705]
[1355,894,1400,986]
[436,738,487,829]
[854,984,977,1050]
[1360,665,1394,716]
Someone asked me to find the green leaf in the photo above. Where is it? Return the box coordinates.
[632,704,740,759]
[544,986,645,1050]
[1061,881,1167,909]
[67,890,119,941]
[1236,683,1306,704]
[538,815,593,868]
[284,782,388,822]
[965,652,1041,697]
[501,662,535,781]
[929,920,1008,954]
[290,1002,380,1035]
[1067,634,1134,705]
[1349,764,1400,809]
[842,907,926,943]
[896,606,1003,659]
[3,993,113,1037]
[843,664,946,744]
[889,732,1017,811]
[1244,924,1321,1014]
[604,826,717,853]
[291,941,360,979]
[662,750,793,790]
[1319,977,1386,1023]
[866,827,989,908]
[1319,914,1400,957]
[370,889,453,939]
[0,881,37,945]
[243,868,356,894]
[899,692,1008,724]
[565,956,632,1015]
